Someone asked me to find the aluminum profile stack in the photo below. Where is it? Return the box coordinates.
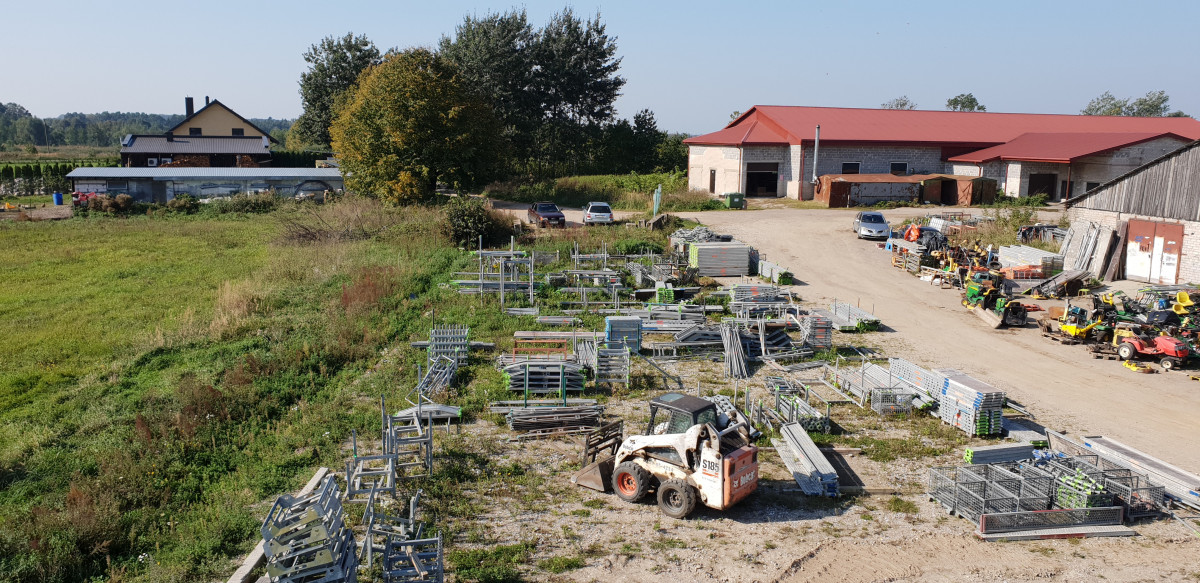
[261,476,357,583]
[819,301,880,332]
[503,361,587,396]
[936,369,1005,436]
[731,284,781,302]
[688,241,751,276]
[427,325,468,367]
[998,245,1064,269]
[605,316,643,352]
[796,315,833,349]
[720,322,749,378]
[964,443,1038,465]
[780,422,839,497]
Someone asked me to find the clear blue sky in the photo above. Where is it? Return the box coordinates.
[3,0,1197,134]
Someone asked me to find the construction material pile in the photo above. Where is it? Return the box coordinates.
[937,369,1005,436]
[964,443,1038,464]
[593,344,631,384]
[505,405,605,438]
[817,301,880,332]
[757,259,794,285]
[766,376,830,433]
[720,322,749,378]
[669,226,729,245]
[830,362,916,414]
[261,476,358,583]
[415,356,457,398]
[997,245,1064,271]
[1080,435,1199,511]
[427,324,469,366]
[777,422,839,497]
[795,314,833,349]
[885,358,943,408]
[503,361,587,396]
[360,489,444,583]
[689,241,751,276]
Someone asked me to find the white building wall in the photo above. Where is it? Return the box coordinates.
[687,145,742,195]
[1066,206,1200,284]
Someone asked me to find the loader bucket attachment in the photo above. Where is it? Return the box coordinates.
[973,304,1004,329]
[571,455,615,492]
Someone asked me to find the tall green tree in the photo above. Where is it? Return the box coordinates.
[438,10,539,155]
[1081,90,1187,117]
[293,32,381,149]
[330,49,503,204]
[881,96,917,110]
[946,93,986,112]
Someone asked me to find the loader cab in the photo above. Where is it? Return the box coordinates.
[648,393,718,435]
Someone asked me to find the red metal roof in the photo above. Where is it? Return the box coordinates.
[946,132,1188,164]
[683,106,1200,147]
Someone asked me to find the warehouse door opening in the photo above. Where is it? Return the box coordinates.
[745,162,778,196]
[940,179,958,205]
[1028,173,1057,200]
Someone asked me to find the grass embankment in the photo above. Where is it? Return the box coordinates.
[486,171,725,212]
[0,198,665,582]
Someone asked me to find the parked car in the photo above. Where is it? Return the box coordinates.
[852,211,890,239]
[583,201,614,225]
[528,201,566,228]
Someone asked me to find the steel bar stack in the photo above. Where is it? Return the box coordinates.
[427,324,469,367]
[605,316,643,352]
[936,370,1005,436]
[778,422,839,497]
[505,405,605,438]
[689,241,751,277]
[818,301,881,332]
[720,322,749,378]
[261,476,358,583]
[503,361,587,396]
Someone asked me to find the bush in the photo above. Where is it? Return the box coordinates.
[167,194,199,214]
[86,193,134,214]
[442,196,511,247]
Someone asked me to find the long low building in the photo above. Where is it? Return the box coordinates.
[66,167,344,203]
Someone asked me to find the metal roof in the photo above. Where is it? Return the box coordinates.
[67,167,343,181]
[684,106,1200,147]
[120,135,271,154]
[946,132,1185,164]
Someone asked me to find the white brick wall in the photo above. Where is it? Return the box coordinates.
[687,145,742,195]
[1065,206,1200,283]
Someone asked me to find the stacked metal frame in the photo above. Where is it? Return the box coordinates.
[936,370,1005,436]
[260,476,358,583]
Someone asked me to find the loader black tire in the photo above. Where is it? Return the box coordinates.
[613,462,651,503]
[657,479,698,519]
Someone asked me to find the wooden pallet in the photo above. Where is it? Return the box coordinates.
[1041,333,1082,345]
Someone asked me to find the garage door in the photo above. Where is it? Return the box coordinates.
[1125,219,1184,284]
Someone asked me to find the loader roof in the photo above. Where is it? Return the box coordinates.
[651,393,716,415]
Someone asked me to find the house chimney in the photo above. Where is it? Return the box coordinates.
[205,96,210,106]
[166,131,174,142]
[185,97,194,117]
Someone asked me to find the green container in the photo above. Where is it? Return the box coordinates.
[723,192,745,209]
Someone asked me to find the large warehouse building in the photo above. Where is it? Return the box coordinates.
[684,106,1200,201]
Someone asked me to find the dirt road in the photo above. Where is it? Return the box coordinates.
[678,204,1200,473]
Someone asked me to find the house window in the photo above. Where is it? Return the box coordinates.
[841,162,861,174]
[189,128,202,136]
[232,128,244,136]
[107,181,128,190]
[890,162,908,176]
[709,169,716,194]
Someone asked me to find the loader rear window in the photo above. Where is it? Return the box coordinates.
[696,409,716,427]
[666,412,693,434]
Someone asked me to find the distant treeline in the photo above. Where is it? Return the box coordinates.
[0,102,293,148]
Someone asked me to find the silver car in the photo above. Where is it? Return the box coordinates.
[852,211,890,239]
[583,201,614,225]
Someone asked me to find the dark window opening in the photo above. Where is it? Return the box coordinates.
[745,162,779,196]
[1028,173,1057,200]
[890,162,908,176]
[709,169,716,194]
[232,128,244,136]
[1085,182,1101,192]
[189,127,201,136]
[841,162,860,174]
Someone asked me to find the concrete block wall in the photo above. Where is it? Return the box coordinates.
[1065,205,1200,283]
[798,144,947,199]
[687,145,742,195]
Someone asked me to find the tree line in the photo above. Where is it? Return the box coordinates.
[0,102,293,149]
[880,90,1187,116]
[289,9,687,203]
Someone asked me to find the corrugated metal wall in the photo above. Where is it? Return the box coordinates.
[1074,144,1200,221]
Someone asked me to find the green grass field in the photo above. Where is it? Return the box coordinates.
[0,199,666,582]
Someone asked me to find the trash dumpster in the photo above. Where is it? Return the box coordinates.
[723,192,745,209]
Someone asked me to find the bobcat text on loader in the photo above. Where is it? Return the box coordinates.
[571,393,759,518]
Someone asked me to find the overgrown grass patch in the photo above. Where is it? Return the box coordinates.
[538,555,585,573]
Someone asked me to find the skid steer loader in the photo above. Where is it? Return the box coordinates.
[571,393,758,518]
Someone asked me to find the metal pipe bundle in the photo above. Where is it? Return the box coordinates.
[505,405,605,438]
[720,322,749,378]
[781,422,838,497]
